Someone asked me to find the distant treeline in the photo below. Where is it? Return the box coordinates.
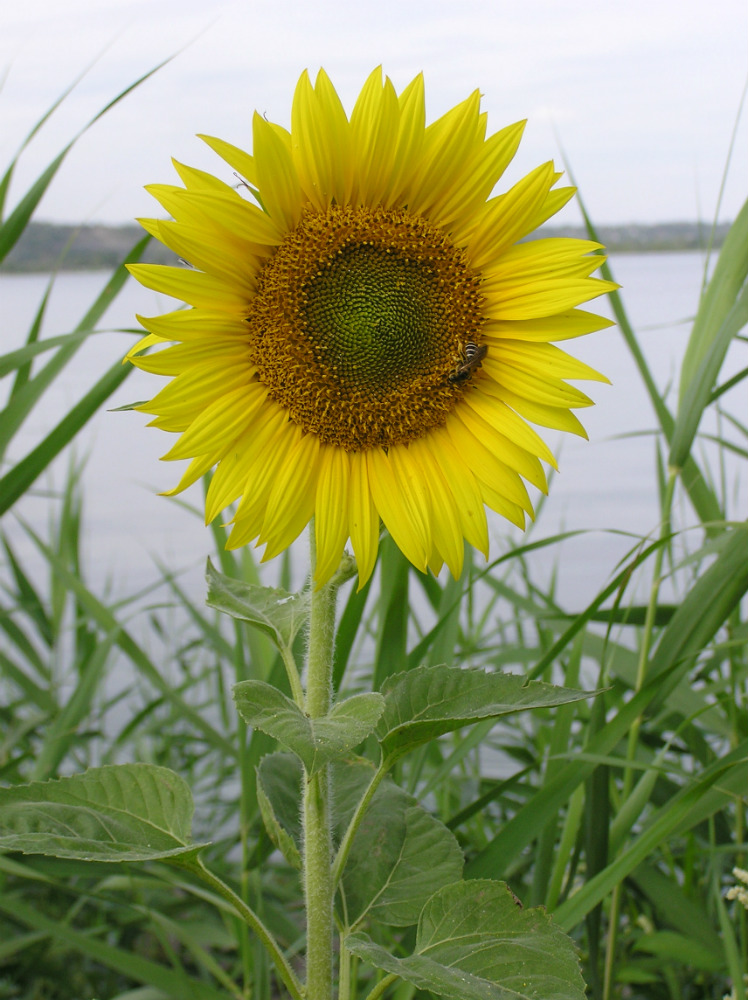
[0,220,732,273]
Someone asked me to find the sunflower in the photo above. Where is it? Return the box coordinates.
[127,68,616,588]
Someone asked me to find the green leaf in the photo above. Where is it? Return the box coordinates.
[377,665,591,764]
[346,880,585,1000]
[256,754,302,869]
[341,780,463,928]
[206,560,310,651]
[233,680,384,774]
[0,764,206,862]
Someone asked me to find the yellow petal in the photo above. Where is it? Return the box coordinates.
[291,69,352,210]
[366,448,428,571]
[407,438,465,578]
[229,415,302,547]
[477,478,528,529]
[130,338,251,377]
[348,452,380,589]
[455,400,548,493]
[144,219,260,289]
[314,446,350,585]
[160,452,217,496]
[198,134,259,187]
[259,433,322,558]
[478,379,589,437]
[465,161,557,267]
[350,67,400,206]
[406,89,483,217]
[491,340,610,384]
[135,308,249,343]
[381,73,425,208]
[423,427,489,558]
[482,355,595,409]
[432,119,527,234]
[252,111,303,231]
[172,159,238,196]
[465,387,558,467]
[482,309,614,344]
[161,383,267,462]
[127,264,247,312]
[446,415,534,514]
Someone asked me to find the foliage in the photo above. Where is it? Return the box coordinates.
[1,65,747,1000]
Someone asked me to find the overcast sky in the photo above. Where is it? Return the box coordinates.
[1,0,746,227]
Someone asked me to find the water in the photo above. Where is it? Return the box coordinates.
[1,252,745,613]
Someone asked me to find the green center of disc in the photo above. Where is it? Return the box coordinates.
[303,244,445,395]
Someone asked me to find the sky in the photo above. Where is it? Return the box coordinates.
[1,0,746,228]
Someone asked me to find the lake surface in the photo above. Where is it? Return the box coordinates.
[1,251,745,613]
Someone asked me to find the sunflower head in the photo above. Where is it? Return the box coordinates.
[127,68,616,588]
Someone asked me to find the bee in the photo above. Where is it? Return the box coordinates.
[448,342,487,384]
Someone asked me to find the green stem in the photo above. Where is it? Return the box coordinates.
[303,527,340,1000]
[281,642,305,707]
[361,972,400,1000]
[602,468,677,1000]
[186,856,303,1000]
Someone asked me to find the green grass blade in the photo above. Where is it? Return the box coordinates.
[553,745,748,930]
[647,525,748,704]
[0,57,173,263]
[0,895,231,1000]
[2,537,53,645]
[0,649,55,713]
[0,150,71,264]
[333,574,373,691]
[670,200,748,469]
[0,236,151,515]
[631,863,723,956]
[467,525,748,880]
[31,629,119,781]
[716,877,747,1000]
[0,356,132,515]
[0,54,103,221]
[567,164,724,528]
[373,537,410,688]
[18,523,236,758]
[679,197,748,400]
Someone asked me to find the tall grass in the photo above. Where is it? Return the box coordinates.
[1,67,747,1000]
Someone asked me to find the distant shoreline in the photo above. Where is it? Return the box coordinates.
[0,220,732,274]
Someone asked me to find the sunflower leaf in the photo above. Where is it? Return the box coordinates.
[377,665,591,764]
[345,880,585,1000]
[256,754,302,869]
[0,764,205,862]
[205,559,310,650]
[234,680,384,774]
[341,779,463,929]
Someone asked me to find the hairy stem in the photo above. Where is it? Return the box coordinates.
[303,527,340,1000]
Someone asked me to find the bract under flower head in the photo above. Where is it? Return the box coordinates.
[127,67,616,587]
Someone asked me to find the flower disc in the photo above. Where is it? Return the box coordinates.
[127,68,616,586]
[249,204,483,450]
